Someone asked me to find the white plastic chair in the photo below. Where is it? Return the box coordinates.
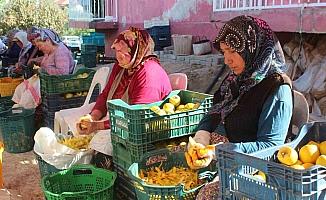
[54,66,111,134]
[287,90,309,140]
[168,73,188,90]
[72,59,78,74]
[292,90,309,128]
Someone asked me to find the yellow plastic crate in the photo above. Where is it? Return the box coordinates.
[0,77,23,97]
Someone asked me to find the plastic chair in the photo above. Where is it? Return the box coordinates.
[71,60,78,74]
[287,90,309,140]
[168,73,188,90]
[54,66,111,134]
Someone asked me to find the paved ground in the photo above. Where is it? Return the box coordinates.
[1,151,44,200]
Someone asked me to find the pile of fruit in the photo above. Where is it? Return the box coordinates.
[150,95,200,116]
[64,91,89,99]
[139,165,200,190]
[59,135,93,150]
[154,135,189,149]
[76,72,89,79]
[277,141,326,170]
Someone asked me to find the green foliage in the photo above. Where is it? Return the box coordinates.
[0,0,67,35]
[62,27,94,37]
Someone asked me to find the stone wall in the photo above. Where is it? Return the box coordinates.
[156,50,228,94]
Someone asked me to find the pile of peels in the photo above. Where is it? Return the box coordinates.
[139,165,200,190]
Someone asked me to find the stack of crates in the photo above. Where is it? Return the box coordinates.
[40,68,96,130]
[108,90,213,198]
[82,32,105,47]
[145,19,171,51]
[80,44,97,68]
[217,121,326,200]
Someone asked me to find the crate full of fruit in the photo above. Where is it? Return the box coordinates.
[127,148,216,200]
[216,121,326,200]
[40,68,95,94]
[108,90,213,145]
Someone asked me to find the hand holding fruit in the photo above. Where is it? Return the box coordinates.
[185,137,215,170]
[76,114,96,135]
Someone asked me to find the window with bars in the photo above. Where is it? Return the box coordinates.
[213,0,326,11]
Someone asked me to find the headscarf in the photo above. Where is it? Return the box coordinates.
[111,27,156,75]
[34,28,62,45]
[26,26,40,42]
[14,31,32,62]
[209,15,287,121]
[14,31,30,47]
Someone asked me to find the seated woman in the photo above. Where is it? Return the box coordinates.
[19,26,44,78]
[77,27,172,134]
[1,30,22,68]
[26,26,44,65]
[12,31,33,77]
[76,27,172,169]
[33,28,74,75]
[185,15,293,199]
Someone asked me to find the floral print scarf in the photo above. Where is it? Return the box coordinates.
[209,15,287,121]
[111,27,157,76]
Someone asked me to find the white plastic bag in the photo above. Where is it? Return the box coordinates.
[293,62,320,93]
[12,75,40,109]
[89,130,112,155]
[33,127,94,169]
[56,102,96,135]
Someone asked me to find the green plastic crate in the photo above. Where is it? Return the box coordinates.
[34,152,62,178]
[81,44,97,53]
[112,134,156,171]
[0,96,14,113]
[0,108,35,153]
[127,148,216,200]
[108,90,213,145]
[40,68,95,94]
[41,164,117,200]
[80,53,97,68]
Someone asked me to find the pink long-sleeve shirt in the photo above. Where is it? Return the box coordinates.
[41,43,74,75]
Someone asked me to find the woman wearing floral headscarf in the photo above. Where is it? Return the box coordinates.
[76,27,171,169]
[33,28,74,75]
[26,26,44,67]
[77,27,171,134]
[185,15,293,199]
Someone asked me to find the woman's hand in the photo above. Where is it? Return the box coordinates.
[185,137,215,170]
[76,121,103,135]
[28,56,43,66]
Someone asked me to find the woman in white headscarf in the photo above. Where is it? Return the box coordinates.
[14,31,32,68]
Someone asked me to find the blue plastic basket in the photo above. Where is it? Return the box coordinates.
[216,122,326,200]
